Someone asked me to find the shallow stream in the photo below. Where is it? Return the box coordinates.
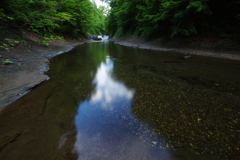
[0,41,239,160]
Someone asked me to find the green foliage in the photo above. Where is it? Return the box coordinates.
[55,0,108,36]
[39,35,65,46]
[0,8,14,32]
[2,0,238,39]
[0,9,14,22]
[0,0,107,36]
[40,40,49,46]
[107,0,240,38]
[0,38,22,51]
[2,59,13,65]
[5,38,20,44]
[0,44,10,51]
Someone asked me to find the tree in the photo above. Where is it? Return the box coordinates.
[0,0,107,36]
[107,0,240,38]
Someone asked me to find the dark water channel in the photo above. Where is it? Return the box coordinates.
[0,41,239,160]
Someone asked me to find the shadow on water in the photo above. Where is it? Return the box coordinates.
[0,41,239,160]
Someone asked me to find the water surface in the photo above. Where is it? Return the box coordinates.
[0,41,239,160]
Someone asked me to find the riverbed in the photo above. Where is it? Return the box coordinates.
[0,41,239,160]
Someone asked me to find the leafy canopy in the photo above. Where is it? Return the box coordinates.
[0,0,107,36]
[107,0,240,38]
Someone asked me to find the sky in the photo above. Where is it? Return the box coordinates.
[94,0,108,8]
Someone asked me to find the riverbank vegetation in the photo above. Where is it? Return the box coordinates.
[1,0,239,41]
[0,0,107,38]
[1,0,240,52]
[106,0,240,40]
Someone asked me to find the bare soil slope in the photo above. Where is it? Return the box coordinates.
[0,30,86,109]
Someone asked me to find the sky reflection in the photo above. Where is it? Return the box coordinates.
[74,57,171,160]
[90,58,134,110]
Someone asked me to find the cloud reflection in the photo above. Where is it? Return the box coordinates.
[90,58,134,110]
[73,57,172,160]
[74,57,137,159]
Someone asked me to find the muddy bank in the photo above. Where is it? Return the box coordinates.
[111,37,240,61]
[0,40,86,109]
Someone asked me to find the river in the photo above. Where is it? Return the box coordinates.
[0,41,239,160]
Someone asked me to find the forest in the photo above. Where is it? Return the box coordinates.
[0,0,107,37]
[0,0,240,40]
[107,0,240,39]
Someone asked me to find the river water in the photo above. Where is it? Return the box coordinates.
[0,41,239,160]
